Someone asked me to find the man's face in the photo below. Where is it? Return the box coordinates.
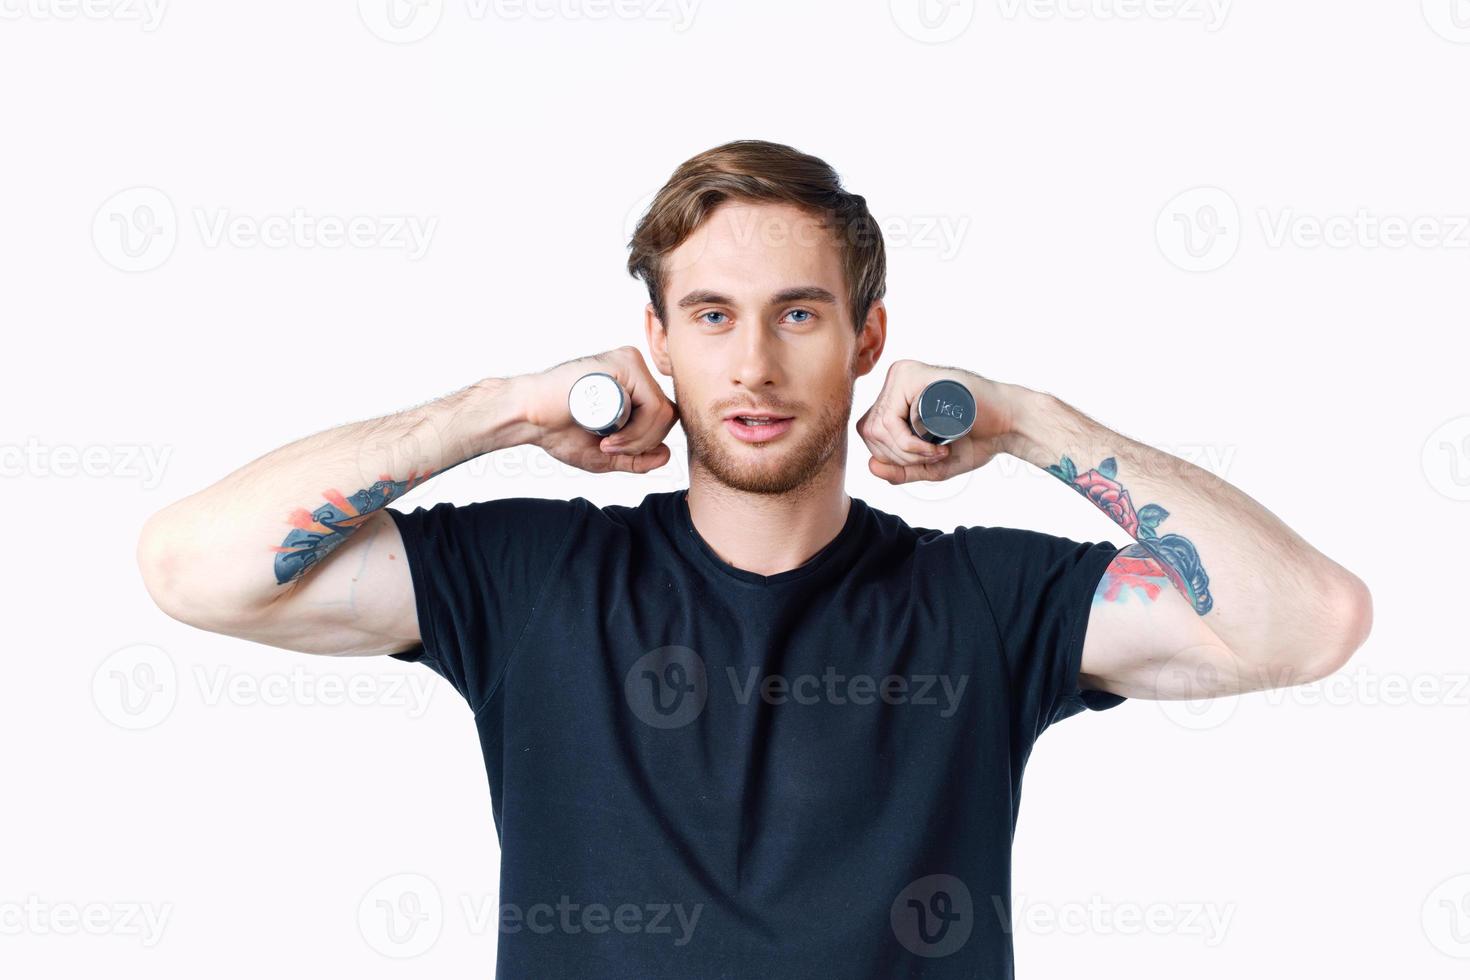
[646,200,884,496]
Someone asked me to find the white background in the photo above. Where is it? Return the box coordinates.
[2,0,1467,975]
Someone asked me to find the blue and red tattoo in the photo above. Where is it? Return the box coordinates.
[271,471,429,584]
[1045,455,1214,615]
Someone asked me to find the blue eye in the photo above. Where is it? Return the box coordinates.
[785,309,815,324]
[699,311,728,325]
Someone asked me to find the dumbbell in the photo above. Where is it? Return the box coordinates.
[909,378,975,446]
[568,371,633,436]
[571,371,975,445]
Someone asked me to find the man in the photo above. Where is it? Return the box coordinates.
[137,140,1372,978]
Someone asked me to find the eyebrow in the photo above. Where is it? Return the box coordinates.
[675,286,840,310]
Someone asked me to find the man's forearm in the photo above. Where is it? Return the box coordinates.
[994,383,1373,682]
[137,376,529,623]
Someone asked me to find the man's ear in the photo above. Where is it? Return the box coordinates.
[853,300,887,378]
[644,303,673,376]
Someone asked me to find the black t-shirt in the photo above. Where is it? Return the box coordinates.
[387,488,1125,979]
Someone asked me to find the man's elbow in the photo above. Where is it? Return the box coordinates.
[1301,573,1374,683]
[136,512,263,635]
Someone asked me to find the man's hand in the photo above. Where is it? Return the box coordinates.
[521,345,680,475]
[856,359,1023,485]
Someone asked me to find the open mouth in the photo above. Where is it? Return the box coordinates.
[724,414,795,442]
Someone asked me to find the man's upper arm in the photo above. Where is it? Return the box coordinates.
[1079,544,1246,700]
[240,508,423,657]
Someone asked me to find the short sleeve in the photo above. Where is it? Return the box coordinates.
[386,496,583,713]
[961,525,1127,750]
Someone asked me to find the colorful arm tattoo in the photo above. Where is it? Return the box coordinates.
[1045,455,1214,615]
[271,471,429,584]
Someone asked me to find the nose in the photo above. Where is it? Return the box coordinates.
[732,321,783,392]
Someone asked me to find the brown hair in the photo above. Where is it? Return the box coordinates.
[626,139,886,332]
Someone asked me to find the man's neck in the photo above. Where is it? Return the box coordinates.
[684,465,851,578]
